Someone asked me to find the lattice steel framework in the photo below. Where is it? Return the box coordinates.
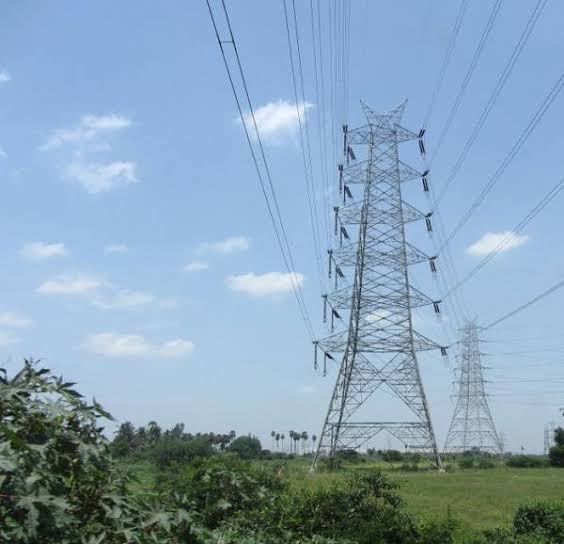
[444,322,503,454]
[312,101,445,470]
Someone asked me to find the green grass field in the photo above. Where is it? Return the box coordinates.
[280,459,564,531]
[128,457,564,534]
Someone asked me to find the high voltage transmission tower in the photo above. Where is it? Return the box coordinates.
[312,101,446,470]
[444,321,503,454]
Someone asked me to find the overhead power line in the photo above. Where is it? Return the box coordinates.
[445,174,564,298]
[486,278,564,330]
[206,0,315,339]
[431,0,503,164]
[423,0,470,129]
[440,69,564,250]
[435,0,548,205]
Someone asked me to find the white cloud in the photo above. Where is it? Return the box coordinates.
[197,236,250,255]
[241,100,313,142]
[37,273,102,295]
[83,332,194,358]
[0,146,7,158]
[466,231,529,256]
[184,260,209,272]
[104,244,129,254]
[41,114,131,150]
[0,312,32,328]
[66,160,137,194]
[298,385,317,394]
[226,272,304,298]
[0,71,11,84]
[0,331,18,346]
[20,241,69,261]
[92,289,155,309]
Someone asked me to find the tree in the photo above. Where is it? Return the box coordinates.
[312,434,317,453]
[229,435,262,459]
[147,420,162,443]
[549,426,564,467]
[275,433,281,451]
[111,421,138,456]
[271,430,276,450]
[281,433,285,452]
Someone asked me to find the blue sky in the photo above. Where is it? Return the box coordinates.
[1,0,563,453]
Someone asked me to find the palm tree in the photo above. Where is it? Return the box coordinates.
[281,433,285,452]
[294,433,300,454]
[289,431,294,452]
[271,430,276,451]
[312,434,317,453]
[275,433,281,451]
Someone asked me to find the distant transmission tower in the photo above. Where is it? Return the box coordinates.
[312,102,446,470]
[444,321,503,454]
[544,421,557,455]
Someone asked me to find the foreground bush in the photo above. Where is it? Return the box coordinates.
[505,455,548,468]
[0,360,202,543]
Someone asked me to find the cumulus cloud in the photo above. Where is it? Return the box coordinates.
[196,236,250,255]
[0,311,33,328]
[37,273,102,295]
[20,241,69,261]
[0,71,11,84]
[66,160,137,194]
[83,332,194,358]
[241,100,313,142]
[92,290,155,310]
[184,260,209,272]
[466,231,529,257]
[104,244,130,254]
[40,114,131,151]
[226,272,304,298]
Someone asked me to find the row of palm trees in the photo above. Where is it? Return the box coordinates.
[270,430,318,454]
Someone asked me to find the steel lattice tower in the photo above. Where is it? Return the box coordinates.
[444,322,503,454]
[312,101,445,470]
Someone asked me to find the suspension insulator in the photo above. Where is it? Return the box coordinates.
[344,185,353,199]
[323,294,328,323]
[332,308,341,320]
[334,207,339,235]
[336,266,344,278]
[426,216,433,232]
[347,145,356,161]
[419,139,426,156]
[422,177,429,192]
[338,163,343,193]
[430,257,437,273]
[327,250,333,278]
[342,124,348,158]
[340,226,349,240]
[440,347,448,357]
[313,341,318,370]
[433,301,441,314]
[419,128,426,139]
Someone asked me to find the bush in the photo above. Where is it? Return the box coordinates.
[151,436,215,469]
[459,457,475,469]
[0,360,199,543]
[548,445,564,467]
[513,500,564,543]
[228,435,262,459]
[506,455,548,468]
[381,449,403,462]
[163,455,286,530]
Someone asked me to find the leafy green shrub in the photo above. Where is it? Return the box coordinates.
[381,449,403,462]
[548,445,564,467]
[477,458,496,469]
[151,436,214,469]
[163,455,286,529]
[459,457,475,469]
[228,435,262,459]
[506,455,548,468]
[0,360,200,543]
[513,500,564,543]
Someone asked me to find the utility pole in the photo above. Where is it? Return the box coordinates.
[312,101,445,470]
[444,321,503,454]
